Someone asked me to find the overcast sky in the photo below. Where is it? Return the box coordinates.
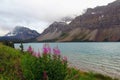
[0,0,115,36]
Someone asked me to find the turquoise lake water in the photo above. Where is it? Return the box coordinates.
[14,42,120,78]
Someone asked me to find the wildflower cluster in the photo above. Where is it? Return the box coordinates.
[21,43,68,80]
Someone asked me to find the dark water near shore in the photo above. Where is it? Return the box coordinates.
[14,42,120,79]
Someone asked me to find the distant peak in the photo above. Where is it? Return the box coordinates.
[15,26,26,29]
[14,26,28,29]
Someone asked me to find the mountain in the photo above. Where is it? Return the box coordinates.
[38,0,120,42]
[0,26,40,42]
[37,21,70,41]
[60,0,120,42]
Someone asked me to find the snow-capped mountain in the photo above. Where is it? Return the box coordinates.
[0,26,40,42]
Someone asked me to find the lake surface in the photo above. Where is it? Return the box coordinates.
[14,42,120,79]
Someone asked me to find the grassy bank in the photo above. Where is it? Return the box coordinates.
[0,43,23,80]
[0,44,119,80]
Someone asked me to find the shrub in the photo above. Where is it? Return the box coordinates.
[21,43,68,80]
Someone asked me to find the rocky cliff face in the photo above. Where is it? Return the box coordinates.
[37,22,70,41]
[69,0,120,29]
[59,0,120,42]
[37,0,120,42]
[58,26,120,42]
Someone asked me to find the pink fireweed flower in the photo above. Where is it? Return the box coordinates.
[36,53,40,58]
[47,46,51,53]
[43,71,48,80]
[43,43,51,54]
[63,56,67,62]
[32,50,41,58]
[32,51,37,57]
[53,46,61,55]
[43,47,48,54]
[27,46,33,53]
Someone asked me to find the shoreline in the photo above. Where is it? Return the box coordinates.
[68,63,120,79]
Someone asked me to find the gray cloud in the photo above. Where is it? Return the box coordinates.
[0,0,115,36]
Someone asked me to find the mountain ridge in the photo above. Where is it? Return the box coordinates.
[0,26,40,42]
[37,0,120,42]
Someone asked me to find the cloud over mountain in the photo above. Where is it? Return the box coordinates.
[0,0,115,36]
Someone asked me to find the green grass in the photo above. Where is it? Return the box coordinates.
[0,44,23,80]
[0,44,119,80]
